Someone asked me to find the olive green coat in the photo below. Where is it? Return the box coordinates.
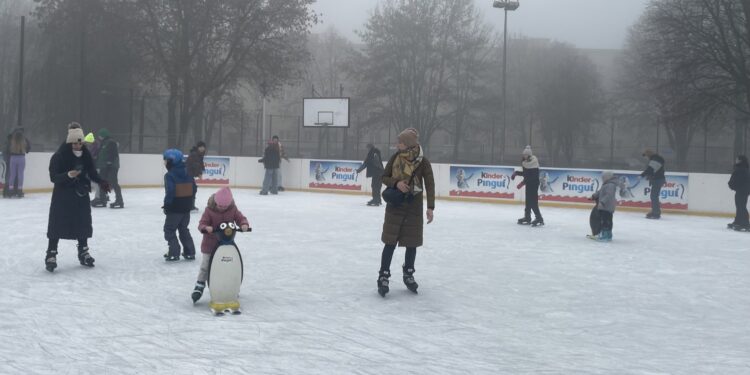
[381,152,435,247]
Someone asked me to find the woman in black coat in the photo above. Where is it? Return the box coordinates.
[728,155,750,231]
[45,124,110,272]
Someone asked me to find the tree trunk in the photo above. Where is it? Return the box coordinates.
[167,84,179,148]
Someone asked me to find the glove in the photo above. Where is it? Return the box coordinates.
[161,206,167,215]
[99,180,112,193]
[258,159,264,163]
[516,181,526,189]
[241,224,249,232]
[511,171,521,180]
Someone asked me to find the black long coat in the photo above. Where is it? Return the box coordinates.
[381,153,435,248]
[47,143,104,240]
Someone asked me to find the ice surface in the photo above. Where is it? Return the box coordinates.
[1,188,749,374]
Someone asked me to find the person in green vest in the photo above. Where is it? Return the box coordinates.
[92,128,124,208]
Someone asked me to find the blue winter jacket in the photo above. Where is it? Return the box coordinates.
[163,158,197,213]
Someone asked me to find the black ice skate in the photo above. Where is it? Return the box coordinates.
[182,253,196,260]
[734,224,750,232]
[109,201,124,209]
[45,249,58,272]
[728,222,737,230]
[531,218,545,227]
[517,217,531,225]
[91,199,107,208]
[403,266,418,294]
[164,253,180,262]
[77,247,95,267]
[377,270,391,297]
[367,201,382,206]
[191,281,206,303]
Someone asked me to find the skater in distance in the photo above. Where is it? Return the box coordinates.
[512,146,544,227]
[728,155,750,231]
[356,143,385,206]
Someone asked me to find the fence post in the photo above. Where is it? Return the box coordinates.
[139,95,145,153]
[297,116,301,157]
[240,111,244,155]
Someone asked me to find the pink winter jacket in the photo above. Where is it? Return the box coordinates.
[198,195,250,254]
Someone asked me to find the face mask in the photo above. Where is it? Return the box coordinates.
[73,150,83,157]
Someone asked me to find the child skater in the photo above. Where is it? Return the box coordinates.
[162,149,197,261]
[191,187,250,303]
[589,171,619,241]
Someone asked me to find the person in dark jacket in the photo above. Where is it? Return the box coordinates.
[357,143,384,206]
[641,149,666,219]
[377,128,435,297]
[274,136,290,191]
[258,136,281,195]
[92,128,123,208]
[45,123,111,272]
[186,141,206,210]
[6,127,31,198]
[512,145,543,226]
[162,148,197,261]
[728,155,750,231]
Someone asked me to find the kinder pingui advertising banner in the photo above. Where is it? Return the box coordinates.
[449,165,515,199]
[196,156,230,185]
[309,160,362,191]
[537,169,602,203]
[614,173,689,210]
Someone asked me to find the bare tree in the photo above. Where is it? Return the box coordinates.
[352,0,490,148]
[619,4,728,171]
[123,0,316,148]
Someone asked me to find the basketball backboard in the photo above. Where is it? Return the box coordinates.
[303,98,350,128]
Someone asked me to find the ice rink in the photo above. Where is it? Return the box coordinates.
[1,188,749,374]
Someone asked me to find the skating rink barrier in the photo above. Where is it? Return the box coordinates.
[4,152,736,216]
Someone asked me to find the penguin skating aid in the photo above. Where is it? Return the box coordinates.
[202,222,250,315]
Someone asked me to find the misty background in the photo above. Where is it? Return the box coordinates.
[0,0,747,172]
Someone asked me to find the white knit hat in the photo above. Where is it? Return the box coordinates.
[602,170,615,181]
[522,145,533,156]
[67,127,85,144]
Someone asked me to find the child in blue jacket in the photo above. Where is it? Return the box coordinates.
[162,149,197,261]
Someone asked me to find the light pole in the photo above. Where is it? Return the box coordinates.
[492,0,519,164]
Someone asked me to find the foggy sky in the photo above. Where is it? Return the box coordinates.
[311,0,650,50]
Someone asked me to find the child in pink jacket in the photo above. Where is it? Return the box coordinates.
[191,187,250,303]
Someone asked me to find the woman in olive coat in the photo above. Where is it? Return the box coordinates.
[377,128,435,297]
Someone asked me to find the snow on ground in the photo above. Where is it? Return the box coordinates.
[0,188,749,374]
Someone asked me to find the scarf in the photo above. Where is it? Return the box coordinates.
[522,155,539,169]
[392,145,424,194]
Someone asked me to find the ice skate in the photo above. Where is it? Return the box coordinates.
[77,247,95,267]
[530,218,545,227]
[163,253,180,262]
[45,249,58,272]
[109,201,124,209]
[91,199,107,208]
[377,270,390,297]
[182,253,196,260]
[191,281,205,303]
[517,216,531,225]
[403,266,418,294]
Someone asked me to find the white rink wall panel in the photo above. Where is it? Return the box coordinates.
[13,153,738,215]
